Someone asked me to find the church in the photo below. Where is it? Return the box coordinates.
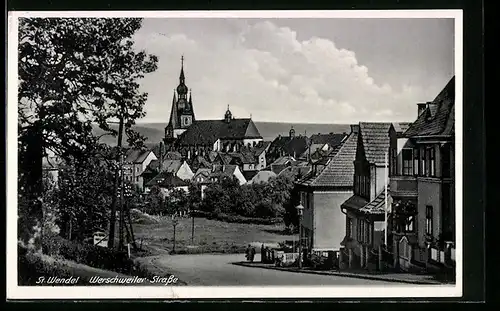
[164,57,264,160]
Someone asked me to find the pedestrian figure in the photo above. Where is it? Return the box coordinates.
[250,246,256,262]
[261,244,265,263]
[245,244,251,262]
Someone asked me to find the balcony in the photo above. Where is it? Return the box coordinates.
[389,176,417,197]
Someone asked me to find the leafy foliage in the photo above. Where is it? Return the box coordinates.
[200,173,296,220]
[17,18,158,250]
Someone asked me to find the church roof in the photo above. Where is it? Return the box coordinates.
[177,118,262,146]
[404,76,455,137]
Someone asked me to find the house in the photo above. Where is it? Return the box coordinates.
[266,127,310,165]
[144,171,190,197]
[192,168,212,200]
[248,170,277,185]
[142,159,194,193]
[305,132,348,161]
[251,141,271,171]
[294,125,359,254]
[339,122,397,270]
[207,164,247,186]
[389,76,455,272]
[268,155,297,175]
[123,149,158,191]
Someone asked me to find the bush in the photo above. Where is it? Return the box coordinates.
[42,235,132,274]
[207,212,282,225]
[18,245,75,286]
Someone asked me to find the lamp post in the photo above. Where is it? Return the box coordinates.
[296,204,304,269]
[172,215,179,254]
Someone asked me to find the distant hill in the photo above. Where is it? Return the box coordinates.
[92,122,352,146]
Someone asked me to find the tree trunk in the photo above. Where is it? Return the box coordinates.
[18,125,44,252]
[108,117,124,249]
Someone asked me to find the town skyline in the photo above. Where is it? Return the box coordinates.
[133,18,454,124]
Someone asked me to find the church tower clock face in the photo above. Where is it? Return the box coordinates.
[181,115,192,128]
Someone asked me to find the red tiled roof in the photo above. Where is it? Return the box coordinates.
[298,131,358,188]
[404,76,455,137]
[359,122,392,166]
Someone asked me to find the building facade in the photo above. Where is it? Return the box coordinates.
[389,77,455,272]
[295,125,359,254]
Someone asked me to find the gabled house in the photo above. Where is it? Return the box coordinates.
[144,171,190,197]
[123,148,158,191]
[251,141,271,171]
[294,125,359,253]
[207,164,247,186]
[266,127,310,165]
[339,122,397,270]
[389,76,455,272]
[268,155,297,175]
[142,159,194,193]
[305,132,348,161]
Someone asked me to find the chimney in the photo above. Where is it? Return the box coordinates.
[417,102,428,116]
[350,124,360,134]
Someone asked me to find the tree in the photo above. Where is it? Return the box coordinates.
[18,18,158,251]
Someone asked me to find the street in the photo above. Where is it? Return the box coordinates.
[145,253,413,286]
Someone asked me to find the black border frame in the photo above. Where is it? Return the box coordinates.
[5,0,485,305]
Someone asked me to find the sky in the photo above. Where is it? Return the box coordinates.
[132,18,455,124]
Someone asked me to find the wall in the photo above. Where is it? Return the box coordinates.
[375,166,388,199]
[232,167,247,185]
[301,190,314,231]
[141,152,158,172]
[243,138,263,148]
[177,161,195,180]
[417,178,442,247]
[312,190,353,251]
[257,151,266,170]
[213,139,221,152]
[173,128,187,138]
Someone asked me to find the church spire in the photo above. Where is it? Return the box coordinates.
[224,105,232,123]
[179,55,185,82]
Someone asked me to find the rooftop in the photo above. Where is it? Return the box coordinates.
[177,118,262,146]
[404,76,455,137]
[297,131,358,188]
[359,122,393,166]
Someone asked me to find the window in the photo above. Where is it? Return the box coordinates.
[413,148,420,176]
[405,216,415,232]
[136,166,140,173]
[442,144,451,178]
[347,218,353,238]
[426,206,433,236]
[429,147,436,177]
[402,149,413,176]
[136,176,139,182]
[420,146,426,176]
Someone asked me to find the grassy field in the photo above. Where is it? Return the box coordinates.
[131,216,296,256]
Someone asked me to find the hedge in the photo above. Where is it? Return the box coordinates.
[42,235,133,274]
[191,210,281,225]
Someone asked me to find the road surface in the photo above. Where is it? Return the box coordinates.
[146,253,413,286]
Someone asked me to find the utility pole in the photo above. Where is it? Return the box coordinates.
[108,117,124,249]
[191,209,195,245]
[119,152,125,251]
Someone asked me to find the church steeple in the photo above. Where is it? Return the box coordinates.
[224,105,233,123]
[177,55,188,99]
[179,55,185,82]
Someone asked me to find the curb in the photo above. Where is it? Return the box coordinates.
[233,262,444,285]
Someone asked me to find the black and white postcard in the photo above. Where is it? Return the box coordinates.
[7,10,463,299]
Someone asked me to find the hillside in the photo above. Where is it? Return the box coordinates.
[92,122,352,146]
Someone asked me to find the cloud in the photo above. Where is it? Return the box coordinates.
[133,19,439,124]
